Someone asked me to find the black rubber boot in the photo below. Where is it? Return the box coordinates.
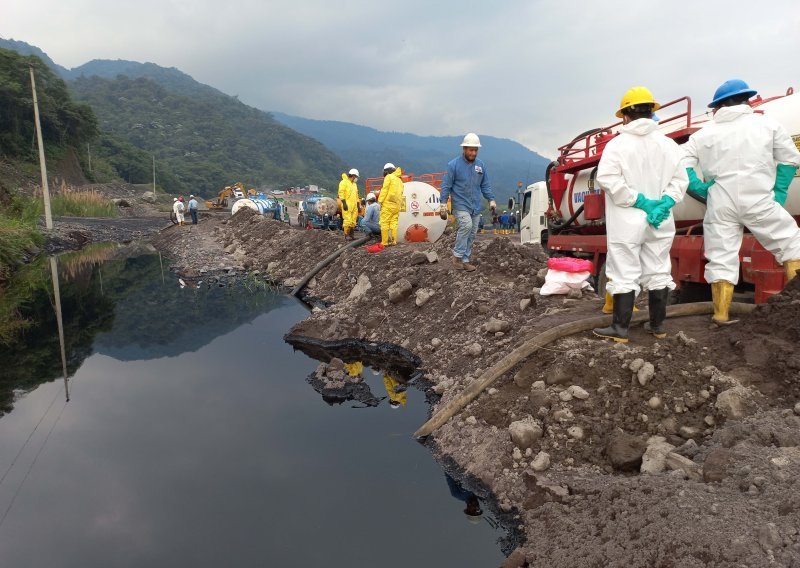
[593,291,635,343]
[643,288,669,338]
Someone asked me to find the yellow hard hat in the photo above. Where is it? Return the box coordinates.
[615,86,660,118]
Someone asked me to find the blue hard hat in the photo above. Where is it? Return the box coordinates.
[708,79,757,108]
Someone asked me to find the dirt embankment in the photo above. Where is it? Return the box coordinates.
[153,209,800,568]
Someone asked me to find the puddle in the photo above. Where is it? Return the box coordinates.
[0,247,508,566]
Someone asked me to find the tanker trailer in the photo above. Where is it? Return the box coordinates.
[520,89,800,303]
[231,196,282,219]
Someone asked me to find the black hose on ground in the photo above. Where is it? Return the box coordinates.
[290,235,371,297]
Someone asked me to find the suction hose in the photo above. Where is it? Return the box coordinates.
[414,301,756,438]
[290,235,370,297]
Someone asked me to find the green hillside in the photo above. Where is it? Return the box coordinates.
[70,74,346,194]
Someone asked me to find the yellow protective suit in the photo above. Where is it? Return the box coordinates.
[383,374,407,407]
[378,167,404,245]
[338,174,360,233]
[343,361,364,378]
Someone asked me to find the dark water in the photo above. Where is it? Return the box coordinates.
[0,247,505,567]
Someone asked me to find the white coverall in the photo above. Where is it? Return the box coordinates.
[682,105,800,284]
[596,118,689,295]
[173,200,185,224]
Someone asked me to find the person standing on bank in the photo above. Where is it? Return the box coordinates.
[439,133,496,271]
[338,168,360,240]
[188,194,199,225]
[593,86,688,343]
[378,163,404,246]
[173,196,186,226]
[682,79,800,325]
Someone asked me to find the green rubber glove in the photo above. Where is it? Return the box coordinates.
[632,193,661,215]
[646,196,676,229]
[686,168,714,199]
[773,163,798,206]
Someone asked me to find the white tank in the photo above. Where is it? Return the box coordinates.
[231,197,280,216]
[556,91,800,228]
[397,181,447,243]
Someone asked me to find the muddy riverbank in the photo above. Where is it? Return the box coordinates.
[152,209,800,567]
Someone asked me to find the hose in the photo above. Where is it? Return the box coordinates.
[290,235,370,297]
[413,301,756,438]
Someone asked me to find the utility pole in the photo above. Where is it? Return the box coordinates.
[153,155,156,195]
[87,143,92,173]
[29,64,53,229]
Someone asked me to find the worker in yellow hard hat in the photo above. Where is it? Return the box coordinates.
[378,163,404,246]
[593,86,688,343]
[338,168,360,240]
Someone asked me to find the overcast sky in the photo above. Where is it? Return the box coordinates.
[4,0,799,157]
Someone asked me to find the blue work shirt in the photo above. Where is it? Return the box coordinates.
[363,202,381,230]
[439,156,495,215]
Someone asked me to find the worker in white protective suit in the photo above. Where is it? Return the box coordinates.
[682,79,800,324]
[593,86,688,343]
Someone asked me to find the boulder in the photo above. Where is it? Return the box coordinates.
[530,451,551,472]
[387,278,413,303]
[466,343,483,357]
[715,385,753,419]
[415,288,435,307]
[484,317,511,334]
[409,251,428,265]
[605,432,646,472]
[640,436,676,474]
[508,417,543,449]
[348,274,372,300]
[141,191,156,203]
[425,251,439,263]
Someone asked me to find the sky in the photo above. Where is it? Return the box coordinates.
[4,0,799,157]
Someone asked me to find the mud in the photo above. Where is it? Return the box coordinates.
[150,208,800,567]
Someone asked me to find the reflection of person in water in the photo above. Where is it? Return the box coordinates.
[445,473,483,524]
[343,361,364,380]
[383,373,407,409]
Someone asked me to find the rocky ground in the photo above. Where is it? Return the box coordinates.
[144,208,800,567]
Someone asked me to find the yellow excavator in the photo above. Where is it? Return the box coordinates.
[206,182,257,210]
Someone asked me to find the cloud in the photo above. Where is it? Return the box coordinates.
[3,0,798,157]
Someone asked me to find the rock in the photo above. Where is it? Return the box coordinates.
[431,338,443,349]
[409,251,428,265]
[425,251,439,263]
[528,389,552,412]
[224,243,237,253]
[640,436,676,474]
[267,261,279,273]
[567,426,584,440]
[328,358,345,372]
[466,343,483,357]
[283,277,301,288]
[465,415,477,425]
[348,274,372,300]
[111,198,131,207]
[512,447,523,461]
[553,409,574,422]
[432,383,447,395]
[531,381,546,390]
[605,432,646,472]
[558,390,573,402]
[715,385,752,419]
[679,426,701,440]
[508,417,543,449]
[387,278,413,303]
[522,471,568,509]
[566,288,582,299]
[476,303,490,315]
[141,191,156,203]
[758,523,782,552]
[637,362,655,386]
[647,396,662,409]
[629,358,645,372]
[794,402,800,416]
[531,451,551,472]
[567,385,589,400]
[484,317,511,333]
[664,452,701,480]
[703,448,735,483]
[415,288,435,307]
[488,388,498,395]
[520,298,531,311]
[675,331,696,345]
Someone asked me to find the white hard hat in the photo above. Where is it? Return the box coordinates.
[383,163,396,171]
[348,168,359,177]
[366,192,376,201]
[173,197,177,201]
[460,132,481,147]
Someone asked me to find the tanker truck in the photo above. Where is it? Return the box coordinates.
[519,88,800,303]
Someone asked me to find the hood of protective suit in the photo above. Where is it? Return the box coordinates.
[619,118,657,136]
[390,167,403,178]
[713,104,753,123]
[341,173,351,181]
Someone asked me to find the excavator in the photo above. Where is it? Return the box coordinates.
[205,182,257,210]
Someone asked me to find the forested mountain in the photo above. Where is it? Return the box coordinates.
[272,113,552,203]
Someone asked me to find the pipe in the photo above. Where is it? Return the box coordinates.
[413,301,756,438]
[290,235,370,297]
[549,204,585,234]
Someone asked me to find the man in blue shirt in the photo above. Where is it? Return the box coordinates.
[439,133,496,271]
[188,194,199,224]
[362,192,381,236]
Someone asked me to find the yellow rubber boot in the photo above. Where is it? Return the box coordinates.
[390,227,398,245]
[602,292,640,314]
[785,259,800,283]
[380,227,389,246]
[711,280,737,325]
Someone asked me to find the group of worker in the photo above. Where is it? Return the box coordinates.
[593,79,800,344]
[337,162,404,250]
[172,194,199,226]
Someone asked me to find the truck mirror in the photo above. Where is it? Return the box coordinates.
[508,198,516,211]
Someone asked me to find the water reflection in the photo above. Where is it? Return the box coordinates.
[48,256,69,402]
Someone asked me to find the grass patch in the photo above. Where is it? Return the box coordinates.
[51,188,118,218]
[0,195,43,284]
